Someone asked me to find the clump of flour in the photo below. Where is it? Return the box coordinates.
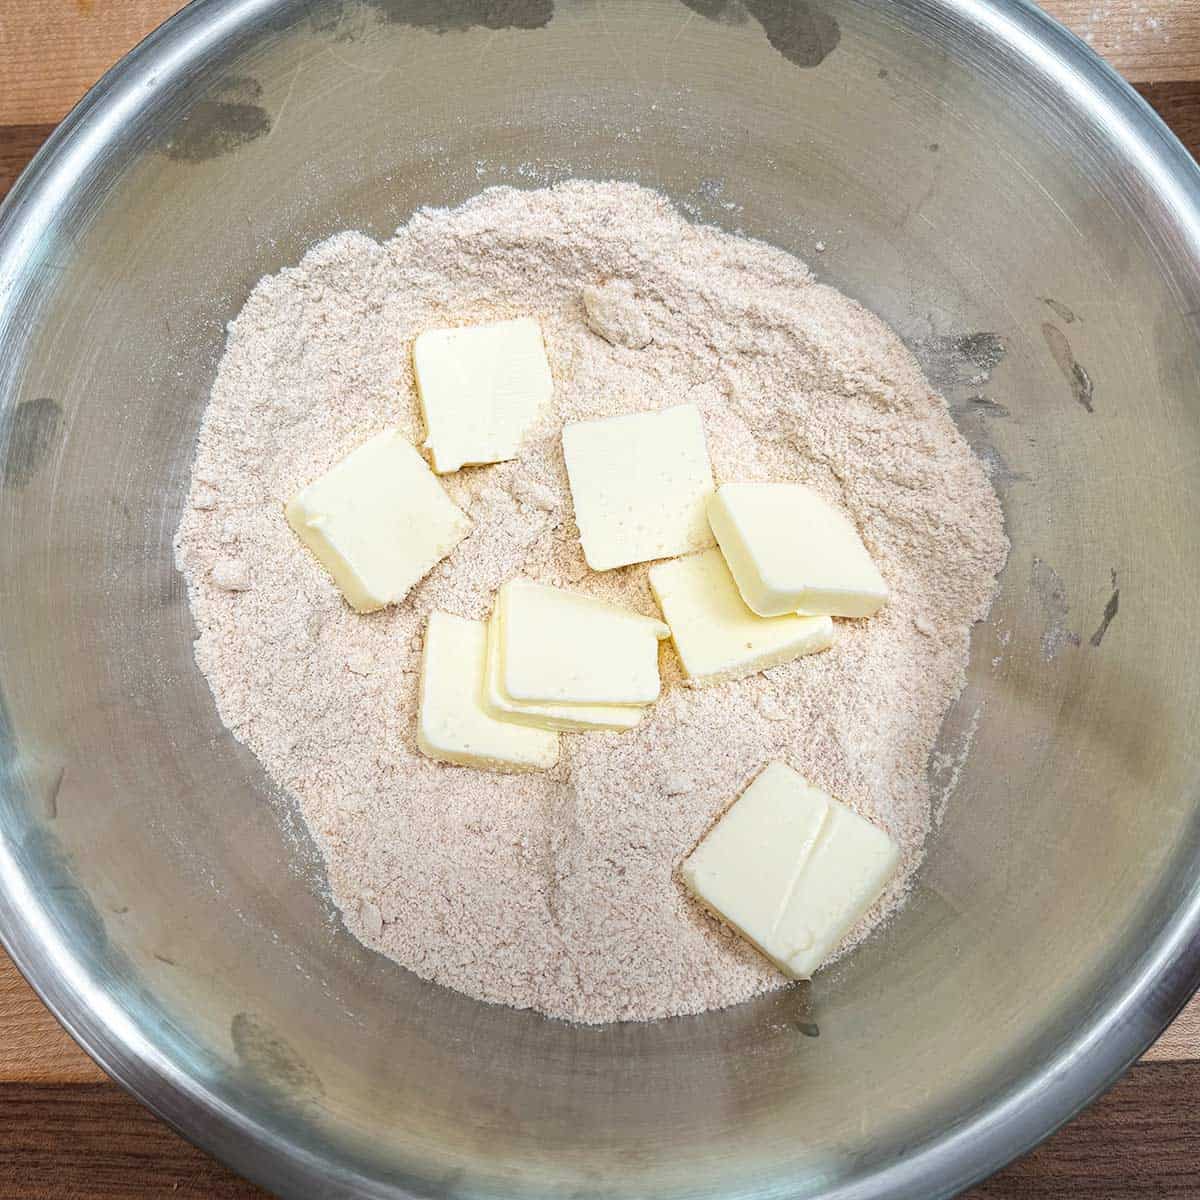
[582,279,653,348]
[175,181,1007,1024]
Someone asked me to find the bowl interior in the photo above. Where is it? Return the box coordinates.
[3,1,1200,1197]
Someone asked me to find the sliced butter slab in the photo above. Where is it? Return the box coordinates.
[775,799,901,978]
[413,317,553,474]
[483,604,645,732]
[417,611,558,772]
[708,482,888,619]
[562,404,715,571]
[649,548,834,686]
[681,762,899,979]
[499,578,669,706]
[286,429,470,613]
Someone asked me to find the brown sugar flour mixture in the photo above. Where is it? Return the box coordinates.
[175,181,1007,1023]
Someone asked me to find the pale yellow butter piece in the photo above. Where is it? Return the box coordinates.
[649,549,834,686]
[286,429,470,613]
[417,611,558,772]
[775,800,901,978]
[499,578,669,706]
[707,482,888,618]
[413,317,553,474]
[681,762,900,979]
[562,404,715,571]
[483,603,645,732]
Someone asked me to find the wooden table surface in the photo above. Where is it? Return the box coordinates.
[3,1,1200,1196]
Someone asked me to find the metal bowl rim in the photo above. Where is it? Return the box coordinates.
[2,1,1200,1196]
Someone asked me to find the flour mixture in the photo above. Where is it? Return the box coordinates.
[174,181,1007,1023]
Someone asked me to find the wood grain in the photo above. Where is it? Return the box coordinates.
[0,0,185,126]
[1142,989,1200,1063]
[969,1062,1200,1197]
[0,955,104,1083]
[1043,1,1200,83]
[1136,80,1200,156]
[0,1083,269,1198]
[0,123,55,203]
[1,1064,1198,1199]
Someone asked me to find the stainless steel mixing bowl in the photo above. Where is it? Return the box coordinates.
[2,1,1200,1196]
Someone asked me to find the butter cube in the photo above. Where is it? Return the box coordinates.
[681,762,900,979]
[483,603,645,732]
[417,611,558,772]
[413,317,553,474]
[286,430,470,613]
[649,549,834,686]
[498,578,669,706]
[708,483,888,618]
[562,405,715,571]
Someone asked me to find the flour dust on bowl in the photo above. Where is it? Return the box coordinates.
[0,2,1199,1198]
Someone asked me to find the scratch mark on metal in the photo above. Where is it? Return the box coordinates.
[660,8,696,81]
[1040,296,1077,324]
[46,767,65,820]
[266,64,303,142]
[475,28,502,68]
[1042,322,1094,413]
[1089,569,1119,647]
[596,4,636,85]
[324,41,388,79]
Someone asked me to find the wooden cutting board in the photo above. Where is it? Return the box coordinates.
[2,2,1200,1196]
